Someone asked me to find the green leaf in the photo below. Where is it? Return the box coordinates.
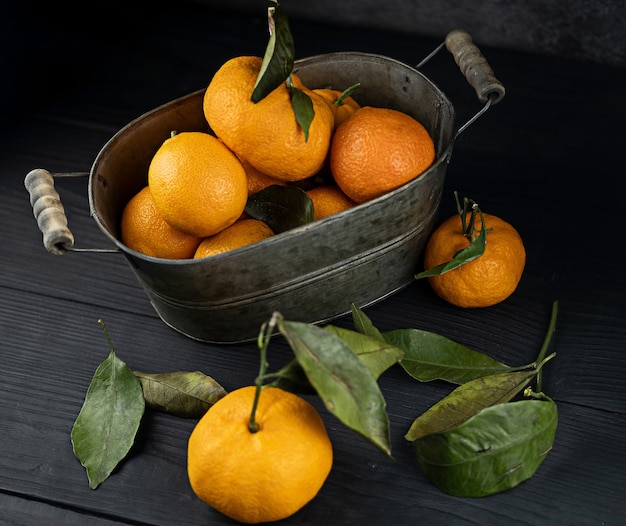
[384,328,511,384]
[324,325,404,380]
[278,319,392,457]
[414,398,558,497]
[273,323,401,394]
[415,209,487,279]
[350,304,384,341]
[252,1,295,103]
[245,184,314,233]
[405,369,537,442]
[272,359,317,395]
[134,371,227,418]
[289,84,314,141]
[71,350,145,489]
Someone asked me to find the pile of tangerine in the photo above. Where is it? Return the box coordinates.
[120,55,436,261]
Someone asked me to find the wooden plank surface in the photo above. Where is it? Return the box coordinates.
[2,4,625,525]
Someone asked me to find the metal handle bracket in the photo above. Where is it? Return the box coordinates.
[417,29,505,136]
[24,169,119,255]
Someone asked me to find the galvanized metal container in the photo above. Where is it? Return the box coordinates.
[26,32,504,344]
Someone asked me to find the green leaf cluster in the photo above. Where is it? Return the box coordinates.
[386,303,559,497]
[71,300,558,498]
[415,398,557,497]
[71,321,227,489]
[263,301,559,497]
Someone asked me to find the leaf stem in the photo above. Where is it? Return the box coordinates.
[453,191,483,239]
[467,202,478,239]
[336,82,361,105]
[249,312,281,433]
[98,319,115,355]
[535,301,559,393]
[453,191,466,233]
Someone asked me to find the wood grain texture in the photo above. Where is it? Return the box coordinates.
[1,4,625,526]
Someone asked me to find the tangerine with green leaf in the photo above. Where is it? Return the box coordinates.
[203,56,334,182]
[423,210,526,307]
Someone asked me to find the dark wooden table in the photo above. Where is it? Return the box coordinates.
[2,4,625,525]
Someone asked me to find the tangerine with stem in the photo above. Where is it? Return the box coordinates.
[187,314,333,524]
[422,196,526,308]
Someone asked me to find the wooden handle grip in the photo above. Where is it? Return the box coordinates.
[24,169,75,255]
[445,29,505,104]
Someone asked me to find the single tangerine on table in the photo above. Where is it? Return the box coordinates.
[120,186,202,259]
[423,211,526,308]
[330,106,435,203]
[187,386,333,524]
[148,131,248,238]
[203,56,334,182]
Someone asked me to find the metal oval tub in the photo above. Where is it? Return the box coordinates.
[86,52,456,343]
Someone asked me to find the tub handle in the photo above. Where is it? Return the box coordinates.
[24,168,119,255]
[417,29,505,135]
[444,29,505,105]
[24,169,75,254]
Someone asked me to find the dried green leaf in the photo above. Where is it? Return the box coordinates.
[71,350,145,489]
[414,398,558,497]
[405,369,537,442]
[384,328,511,384]
[278,319,392,457]
[134,371,227,418]
[245,184,313,233]
[324,325,403,380]
[252,1,295,103]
